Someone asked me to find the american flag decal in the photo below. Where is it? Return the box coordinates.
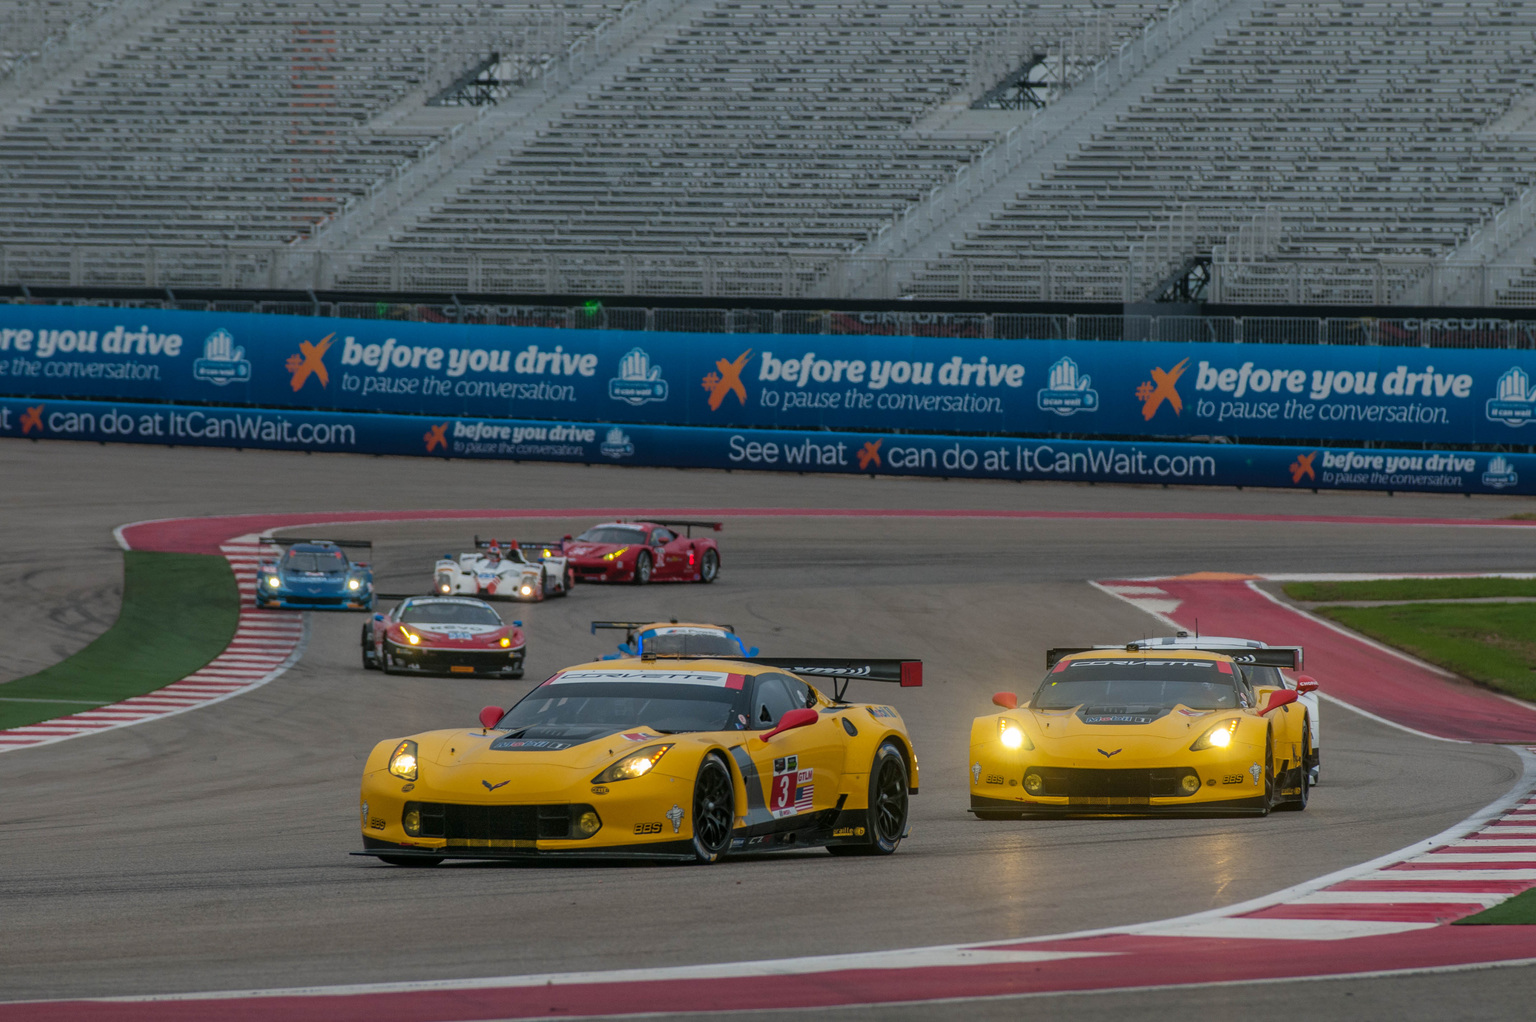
[794,783,813,812]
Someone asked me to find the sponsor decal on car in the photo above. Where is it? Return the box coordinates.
[666,804,684,833]
[768,755,814,819]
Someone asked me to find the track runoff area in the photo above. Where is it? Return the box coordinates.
[4,489,1536,1018]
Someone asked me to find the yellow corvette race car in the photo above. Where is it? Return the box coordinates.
[970,645,1310,817]
[355,656,922,864]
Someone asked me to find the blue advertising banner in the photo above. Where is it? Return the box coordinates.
[4,304,1536,446]
[3,396,1532,496]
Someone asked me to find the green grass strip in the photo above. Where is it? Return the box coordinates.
[1453,887,1536,925]
[1315,602,1536,703]
[1284,578,1536,602]
[0,551,239,731]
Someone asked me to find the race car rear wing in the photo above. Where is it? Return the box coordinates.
[592,619,739,642]
[624,519,722,537]
[748,657,922,701]
[259,536,372,550]
[257,536,372,565]
[1046,645,1302,670]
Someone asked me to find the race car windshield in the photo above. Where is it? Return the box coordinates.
[1034,661,1239,710]
[400,603,503,626]
[576,526,648,544]
[500,682,744,733]
[282,550,347,572]
[641,632,742,655]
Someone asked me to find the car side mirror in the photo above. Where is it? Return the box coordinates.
[1260,689,1298,715]
[1295,675,1320,694]
[745,646,760,657]
[759,707,818,742]
[478,706,503,729]
[992,692,1018,710]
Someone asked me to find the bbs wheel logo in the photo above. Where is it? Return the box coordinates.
[634,822,663,835]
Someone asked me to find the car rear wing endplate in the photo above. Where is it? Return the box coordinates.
[1046,645,1302,670]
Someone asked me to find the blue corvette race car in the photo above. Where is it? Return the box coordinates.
[592,619,758,659]
[256,538,374,610]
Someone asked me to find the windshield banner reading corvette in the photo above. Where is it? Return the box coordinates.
[4,304,1536,445]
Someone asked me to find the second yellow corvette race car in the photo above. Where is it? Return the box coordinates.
[970,645,1310,817]
[355,656,922,864]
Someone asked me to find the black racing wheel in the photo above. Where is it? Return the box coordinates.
[699,548,719,583]
[1279,719,1311,812]
[829,741,909,856]
[360,624,379,670]
[690,755,734,863]
[633,551,653,585]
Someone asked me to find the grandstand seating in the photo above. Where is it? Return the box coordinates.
[0,1,629,244]
[368,1,1176,257]
[0,0,116,80]
[909,0,1536,298]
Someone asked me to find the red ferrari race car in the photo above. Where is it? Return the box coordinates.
[362,595,526,678]
[560,520,721,584]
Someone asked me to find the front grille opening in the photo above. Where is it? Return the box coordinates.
[1032,767,1199,799]
[404,801,593,842]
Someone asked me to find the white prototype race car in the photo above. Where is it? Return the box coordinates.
[433,538,574,602]
[1124,633,1322,784]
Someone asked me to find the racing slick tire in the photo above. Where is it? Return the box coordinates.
[360,624,380,670]
[1278,720,1312,812]
[690,754,734,864]
[556,567,574,597]
[632,551,653,585]
[829,741,909,856]
[700,549,719,583]
[378,855,442,868]
[1258,730,1275,816]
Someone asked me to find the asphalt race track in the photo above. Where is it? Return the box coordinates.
[4,439,1536,1018]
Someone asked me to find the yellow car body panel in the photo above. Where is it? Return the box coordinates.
[358,658,918,861]
[969,649,1309,816]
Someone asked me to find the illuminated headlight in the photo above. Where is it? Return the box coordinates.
[400,628,420,646]
[997,718,1032,750]
[388,740,419,781]
[602,546,629,562]
[266,576,281,588]
[347,578,361,591]
[499,636,512,648]
[592,744,673,783]
[519,585,533,596]
[439,584,451,593]
[1191,719,1240,751]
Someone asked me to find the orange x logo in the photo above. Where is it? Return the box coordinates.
[1290,451,1317,483]
[285,333,334,392]
[20,404,43,434]
[1135,358,1189,421]
[424,422,448,453]
[702,349,753,411]
[857,440,882,470]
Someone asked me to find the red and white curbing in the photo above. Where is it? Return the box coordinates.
[0,534,305,754]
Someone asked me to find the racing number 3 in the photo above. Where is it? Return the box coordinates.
[769,773,794,812]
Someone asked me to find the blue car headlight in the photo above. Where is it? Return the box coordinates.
[266,575,282,589]
[347,578,362,591]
